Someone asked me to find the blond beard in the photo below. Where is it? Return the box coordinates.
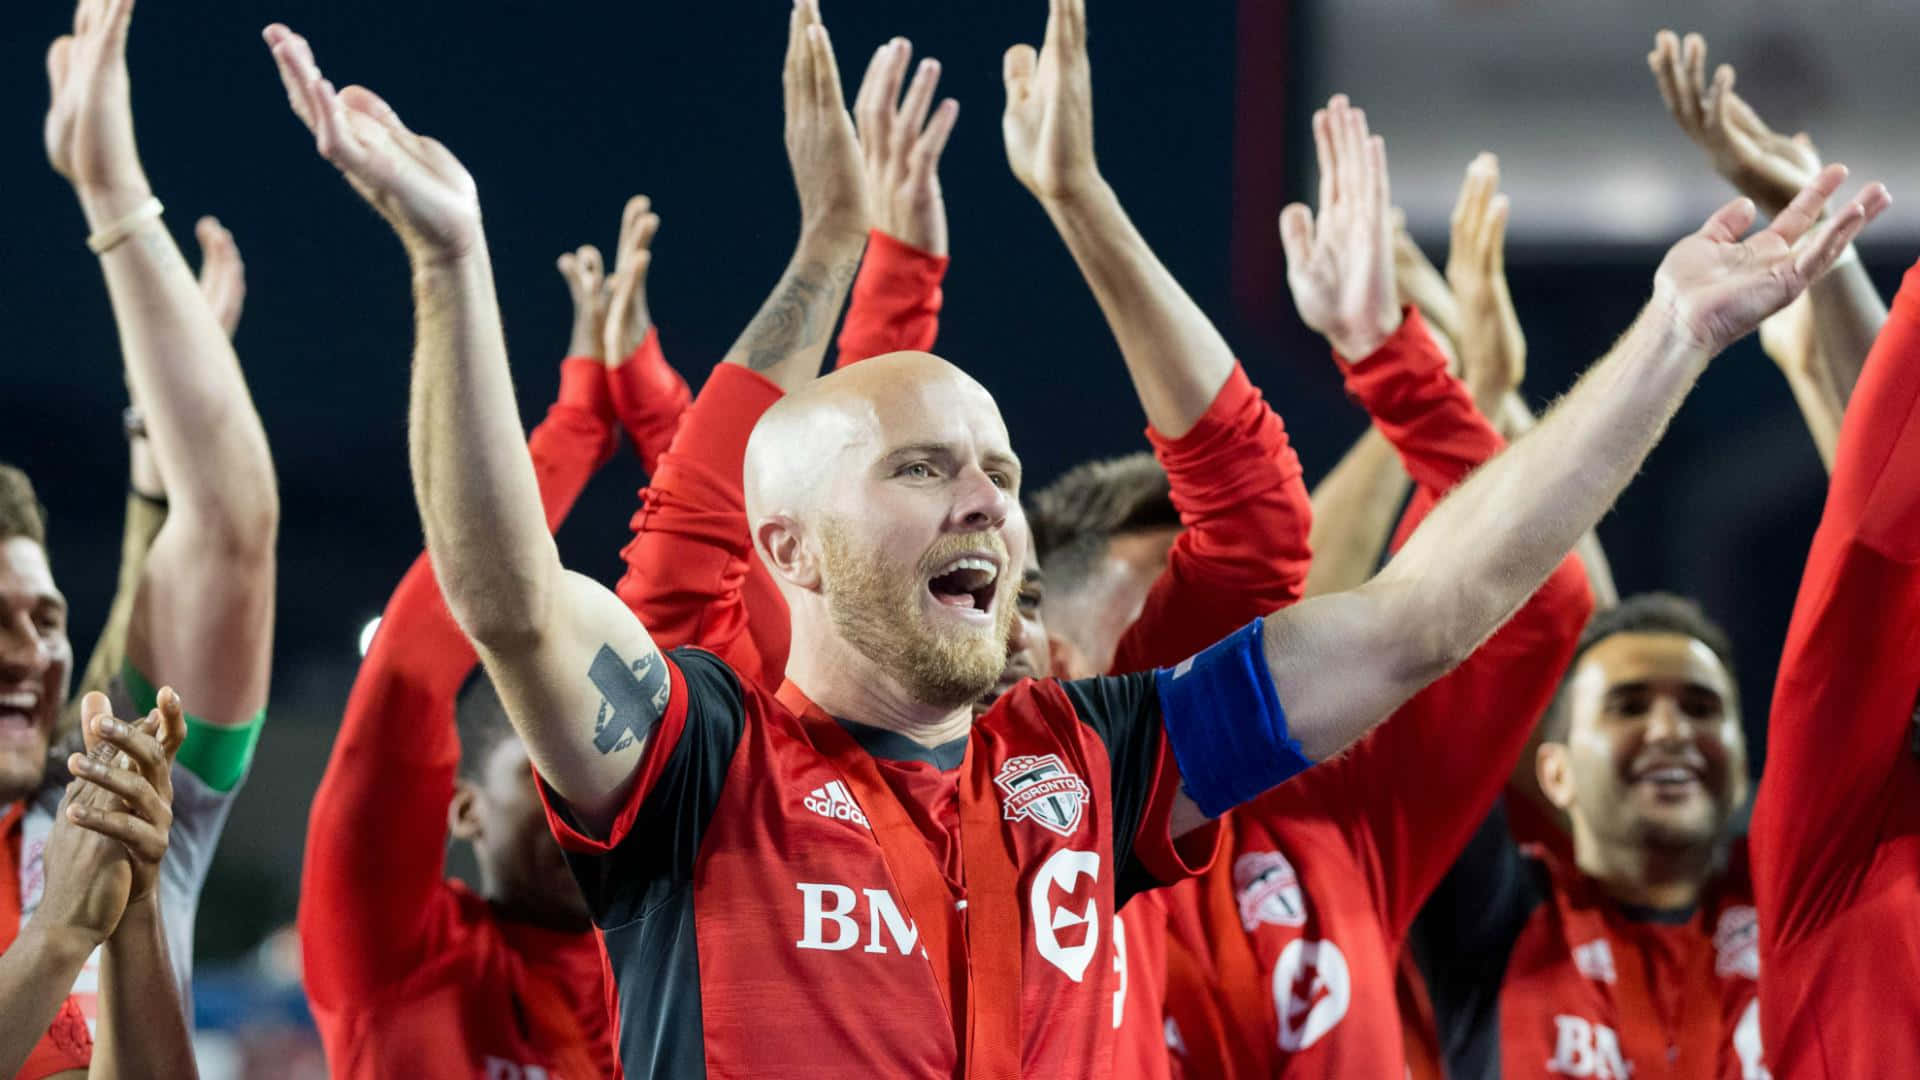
[819,518,1014,710]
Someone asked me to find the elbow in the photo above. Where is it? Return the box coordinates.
[439,556,558,657]
[1361,570,1487,686]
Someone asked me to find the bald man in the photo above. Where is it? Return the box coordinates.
[268,0,1884,1072]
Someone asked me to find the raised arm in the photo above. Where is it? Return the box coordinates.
[1301,428,1407,598]
[266,25,664,830]
[1002,0,1235,438]
[1263,94,1885,766]
[48,0,279,737]
[837,39,956,366]
[1650,30,1886,436]
[601,195,694,473]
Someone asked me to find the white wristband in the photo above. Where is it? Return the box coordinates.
[85,197,165,255]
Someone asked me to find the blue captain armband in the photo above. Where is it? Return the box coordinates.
[1156,618,1314,819]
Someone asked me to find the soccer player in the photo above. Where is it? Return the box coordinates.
[0,469,198,1080]
[1749,253,1920,1076]
[266,0,1881,1071]
[1156,128,1593,1079]
[297,202,669,1079]
[12,0,281,1058]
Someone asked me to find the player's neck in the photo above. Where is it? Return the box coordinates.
[1574,830,1714,911]
[785,635,973,749]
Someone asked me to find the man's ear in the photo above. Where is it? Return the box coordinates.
[447,780,485,843]
[1047,632,1089,682]
[1536,742,1576,811]
[756,513,819,590]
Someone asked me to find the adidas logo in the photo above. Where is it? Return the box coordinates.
[803,780,869,829]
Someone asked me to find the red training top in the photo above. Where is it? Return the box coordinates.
[2,802,93,1080]
[1161,309,1593,1078]
[301,356,658,1079]
[1752,256,1920,1078]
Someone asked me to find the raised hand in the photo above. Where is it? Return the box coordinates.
[1280,95,1402,360]
[1391,209,1460,345]
[195,216,247,339]
[70,688,184,906]
[265,24,482,263]
[1649,31,1821,218]
[853,40,959,255]
[45,0,146,202]
[557,244,608,360]
[1653,165,1889,356]
[1002,0,1099,204]
[784,0,867,239]
[604,196,661,364]
[1446,154,1525,408]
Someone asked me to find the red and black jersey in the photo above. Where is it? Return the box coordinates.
[1414,807,1765,1079]
[538,651,1216,1078]
[1751,258,1920,1078]
[1161,309,1591,1079]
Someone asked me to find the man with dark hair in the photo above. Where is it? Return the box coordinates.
[1415,591,1762,1078]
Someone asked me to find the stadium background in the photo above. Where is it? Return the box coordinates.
[3,0,1915,1071]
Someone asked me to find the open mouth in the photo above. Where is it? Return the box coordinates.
[1630,761,1706,794]
[927,555,1000,614]
[0,691,40,738]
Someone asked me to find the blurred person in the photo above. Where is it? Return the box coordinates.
[297,199,674,1079]
[267,0,1880,1072]
[1750,254,1920,1076]
[10,0,282,1058]
[1155,132,1592,1080]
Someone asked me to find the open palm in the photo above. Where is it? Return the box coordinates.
[45,0,146,194]
[1002,0,1097,202]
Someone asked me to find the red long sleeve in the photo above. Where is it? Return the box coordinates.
[616,363,790,690]
[299,358,615,1007]
[1287,312,1592,935]
[1109,364,1314,675]
[835,229,947,367]
[608,327,693,476]
[1753,258,1920,947]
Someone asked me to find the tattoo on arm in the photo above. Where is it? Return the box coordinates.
[589,645,670,754]
[735,257,858,371]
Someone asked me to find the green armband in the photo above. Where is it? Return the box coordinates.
[122,661,265,793]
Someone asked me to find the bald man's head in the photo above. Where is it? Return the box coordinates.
[744,352,1029,709]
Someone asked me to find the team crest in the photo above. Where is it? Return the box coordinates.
[1714,905,1760,980]
[1234,851,1307,930]
[996,754,1091,837]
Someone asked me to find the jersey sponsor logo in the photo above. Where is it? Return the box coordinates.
[484,1060,549,1080]
[793,882,923,957]
[1714,905,1760,980]
[1234,850,1307,930]
[1271,938,1351,1052]
[802,780,870,829]
[1546,1016,1630,1078]
[1031,848,1102,981]
[1734,998,1770,1079]
[996,754,1091,837]
[1572,938,1617,984]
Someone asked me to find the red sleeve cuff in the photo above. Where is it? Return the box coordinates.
[557,356,614,422]
[1338,306,1448,389]
[1136,731,1223,885]
[836,229,949,367]
[609,327,694,472]
[1146,363,1304,496]
[537,656,693,854]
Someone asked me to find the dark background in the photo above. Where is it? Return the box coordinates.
[2,2,1902,968]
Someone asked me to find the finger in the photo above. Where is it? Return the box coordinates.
[557,252,582,297]
[68,803,168,865]
[1003,44,1037,100]
[909,98,959,182]
[1648,32,1682,120]
[1311,107,1335,211]
[1663,32,1699,130]
[1764,162,1848,246]
[1705,64,1735,135]
[1278,203,1315,272]
[89,707,167,778]
[1369,134,1391,225]
[808,25,847,113]
[620,194,653,247]
[1793,183,1891,281]
[309,77,358,166]
[47,36,73,101]
[339,85,413,139]
[1698,195,1758,244]
[1344,105,1372,210]
[576,245,604,293]
[266,28,322,130]
[78,692,113,759]
[783,1,805,103]
[896,58,942,153]
[1681,33,1708,127]
[631,213,660,255]
[1451,153,1490,249]
[853,40,899,144]
[67,755,167,822]
[102,0,136,48]
[1484,193,1510,277]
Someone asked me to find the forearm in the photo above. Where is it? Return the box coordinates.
[1041,180,1234,438]
[721,228,865,393]
[1496,392,1619,606]
[1302,427,1408,599]
[1807,252,1888,407]
[1777,358,1844,470]
[82,190,277,557]
[0,925,94,1077]
[93,898,197,1079]
[74,491,165,712]
[408,244,561,647]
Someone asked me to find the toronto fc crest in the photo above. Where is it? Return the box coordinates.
[1234,851,1307,930]
[995,754,1091,837]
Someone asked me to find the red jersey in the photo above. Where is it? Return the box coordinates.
[300,357,633,1079]
[1751,257,1920,1078]
[538,651,1216,1078]
[2,802,92,1080]
[1417,811,1764,1079]
[1163,309,1592,1079]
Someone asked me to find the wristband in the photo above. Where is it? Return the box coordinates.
[86,197,165,255]
[1156,618,1314,819]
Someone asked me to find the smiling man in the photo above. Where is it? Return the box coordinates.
[1416,594,1767,1079]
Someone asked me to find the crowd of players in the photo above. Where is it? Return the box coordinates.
[4,0,1917,1076]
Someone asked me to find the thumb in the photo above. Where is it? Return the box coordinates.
[79,692,112,757]
[1003,44,1037,99]
[1279,203,1315,273]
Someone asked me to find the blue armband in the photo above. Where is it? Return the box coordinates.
[1156,618,1314,819]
